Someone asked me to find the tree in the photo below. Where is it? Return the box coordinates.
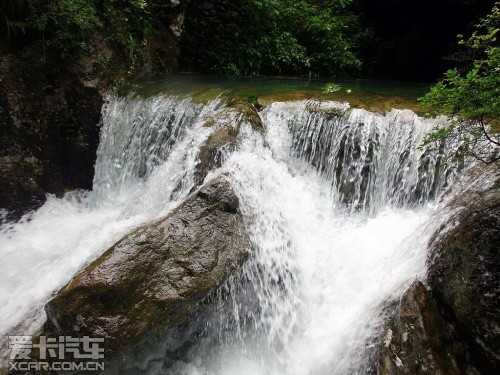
[420,2,500,163]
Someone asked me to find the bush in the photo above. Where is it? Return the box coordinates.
[1,0,31,46]
[39,0,102,59]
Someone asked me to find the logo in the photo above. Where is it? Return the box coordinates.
[7,335,105,371]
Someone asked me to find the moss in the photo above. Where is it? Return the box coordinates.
[257,91,312,107]
[226,97,263,131]
[118,81,229,105]
[117,75,428,118]
[305,101,348,118]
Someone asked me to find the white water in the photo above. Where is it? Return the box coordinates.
[0,95,463,374]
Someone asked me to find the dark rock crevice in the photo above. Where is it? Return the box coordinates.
[0,50,102,219]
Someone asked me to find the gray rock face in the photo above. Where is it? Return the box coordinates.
[44,177,249,359]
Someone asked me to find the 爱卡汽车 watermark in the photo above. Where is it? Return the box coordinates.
[7,335,104,371]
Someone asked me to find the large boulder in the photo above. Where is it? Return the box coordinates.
[427,162,500,373]
[43,176,249,359]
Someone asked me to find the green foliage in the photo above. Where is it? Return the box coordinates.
[2,0,364,78]
[1,0,170,76]
[420,2,500,163]
[4,0,192,79]
[181,0,362,77]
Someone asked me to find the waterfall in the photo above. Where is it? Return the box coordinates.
[0,94,464,374]
[0,94,224,346]
[150,101,462,375]
[93,94,224,208]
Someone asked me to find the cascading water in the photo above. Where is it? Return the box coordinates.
[93,95,223,209]
[0,93,465,374]
[145,101,462,375]
[262,101,462,212]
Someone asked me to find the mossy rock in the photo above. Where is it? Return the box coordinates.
[256,90,425,115]
[191,87,228,104]
[304,100,350,119]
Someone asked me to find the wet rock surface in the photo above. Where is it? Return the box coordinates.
[194,98,263,185]
[43,177,249,359]
[427,163,500,374]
